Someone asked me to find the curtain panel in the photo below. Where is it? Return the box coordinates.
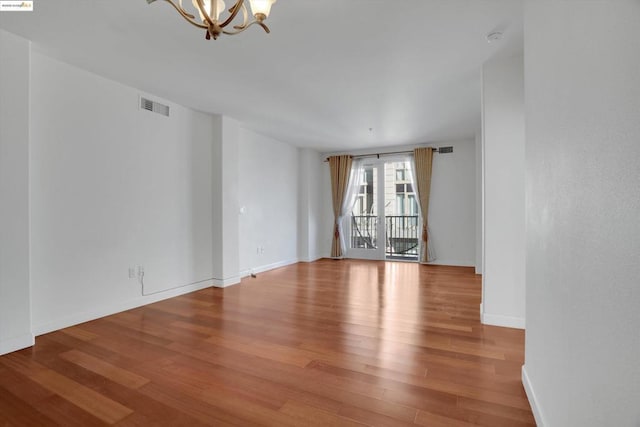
[328,155,353,258]
[413,147,435,263]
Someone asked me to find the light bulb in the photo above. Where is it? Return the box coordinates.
[248,0,276,19]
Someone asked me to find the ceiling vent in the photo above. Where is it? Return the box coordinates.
[140,97,170,117]
[438,146,453,154]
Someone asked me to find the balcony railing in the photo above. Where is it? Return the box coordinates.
[351,215,378,251]
[386,215,419,259]
[350,215,419,260]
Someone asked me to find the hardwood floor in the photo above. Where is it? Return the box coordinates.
[0,259,534,426]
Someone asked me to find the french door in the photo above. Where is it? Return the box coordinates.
[345,158,420,261]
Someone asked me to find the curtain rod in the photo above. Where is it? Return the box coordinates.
[323,148,440,162]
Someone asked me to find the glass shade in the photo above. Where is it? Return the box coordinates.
[248,0,276,18]
[192,0,226,21]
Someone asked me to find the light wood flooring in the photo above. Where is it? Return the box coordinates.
[0,259,535,426]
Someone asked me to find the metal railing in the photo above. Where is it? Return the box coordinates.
[351,215,378,250]
[386,215,419,258]
[350,215,419,259]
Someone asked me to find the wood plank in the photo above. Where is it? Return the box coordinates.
[30,369,134,424]
[415,410,477,427]
[0,353,133,424]
[0,386,58,427]
[61,327,99,341]
[280,400,367,427]
[59,350,150,389]
[138,381,242,426]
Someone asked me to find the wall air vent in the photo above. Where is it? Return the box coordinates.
[140,97,170,117]
[438,146,453,154]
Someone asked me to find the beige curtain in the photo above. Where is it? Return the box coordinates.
[413,147,435,263]
[328,155,353,258]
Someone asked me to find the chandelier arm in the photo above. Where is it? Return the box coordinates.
[163,0,208,28]
[172,0,195,19]
[225,20,255,33]
[235,3,250,29]
[218,0,244,29]
[177,0,188,16]
[223,27,246,35]
[225,19,269,35]
[193,0,216,27]
[257,21,271,34]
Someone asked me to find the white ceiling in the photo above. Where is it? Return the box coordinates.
[0,0,523,152]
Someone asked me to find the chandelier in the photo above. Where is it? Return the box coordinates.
[146,0,277,40]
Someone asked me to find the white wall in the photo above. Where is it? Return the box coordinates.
[481,54,525,329]
[475,130,483,274]
[523,2,640,426]
[429,140,476,267]
[297,148,325,262]
[321,141,476,266]
[30,52,217,334]
[0,30,33,355]
[238,128,299,275]
[212,116,241,285]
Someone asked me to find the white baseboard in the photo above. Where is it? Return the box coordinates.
[0,333,35,356]
[522,365,546,426]
[33,280,215,336]
[481,312,525,329]
[239,258,299,278]
[425,259,475,267]
[211,276,241,287]
[299,255,323,263]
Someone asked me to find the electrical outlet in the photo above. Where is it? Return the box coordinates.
[137,265,144,276]
[260,247,265,254]
[128,267,136,279]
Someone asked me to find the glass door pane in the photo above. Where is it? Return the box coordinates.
[384,161,419,260]
[350,165,377,251]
